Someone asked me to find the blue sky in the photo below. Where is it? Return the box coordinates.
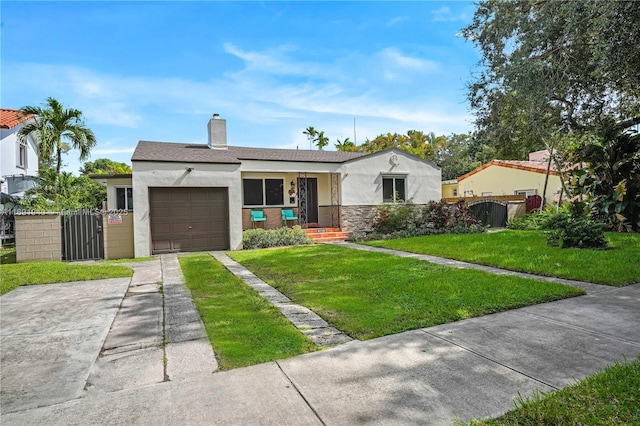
[2,1,480,174]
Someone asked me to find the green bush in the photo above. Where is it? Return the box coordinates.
[364,200,483,241]
[508,206,572,231]
[242,226,312,250]
[545,216,608,249]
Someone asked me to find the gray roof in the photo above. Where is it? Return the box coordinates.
[132,141,367,164]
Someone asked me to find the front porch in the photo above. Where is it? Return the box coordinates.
[241,172,342,231]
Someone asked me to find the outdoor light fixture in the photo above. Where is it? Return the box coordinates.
[185,167,194,172]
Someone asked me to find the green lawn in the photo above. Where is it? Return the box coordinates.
[469,356,640,425]
[229,245,584,340]
[179,253,317,369]
[365,231,640,286]
[0,261,133,295]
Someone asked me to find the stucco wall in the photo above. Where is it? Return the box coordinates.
[103,212,134,259]
[15,214,61,262]
[104,177,133,210]
[339,150,441,206]
[458,165,562,205]
[132,161,243,257]
[1,124,39,193]
[442,182,459,198]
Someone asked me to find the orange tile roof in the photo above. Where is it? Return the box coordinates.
[0,109,35,129]
[457,159,559,182]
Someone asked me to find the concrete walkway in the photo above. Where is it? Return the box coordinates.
[1,253,638,425]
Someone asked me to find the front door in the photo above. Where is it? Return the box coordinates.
[298,177,318,226]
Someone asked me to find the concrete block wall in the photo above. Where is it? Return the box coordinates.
[15,215,62,262]
[103,213,134,260]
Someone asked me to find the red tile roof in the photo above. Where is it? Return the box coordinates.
[132,141,368,164]
[0,109,35,129]
[458,159,559,182]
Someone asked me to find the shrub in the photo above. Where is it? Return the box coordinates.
[242,226,312,250]
[545,216,608,249]
[365,200,483,241]
[508,206,572,231]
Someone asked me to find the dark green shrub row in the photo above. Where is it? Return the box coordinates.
[354,200,483,241]
[242,226,312,250]
[373,200,481,233]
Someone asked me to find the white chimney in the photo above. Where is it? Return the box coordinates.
[208,114,227,150]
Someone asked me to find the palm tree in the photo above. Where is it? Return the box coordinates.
[335,137,356,152]
[303,126,317,150]
[18,97,97,179]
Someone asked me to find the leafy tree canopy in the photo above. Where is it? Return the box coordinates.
[80,158,132,175]
[18,97,97,178]
[463,0,640,156]
[20,168,105,211]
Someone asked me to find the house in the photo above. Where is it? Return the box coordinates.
[0,109,39,197]
[457,150,562,206]
[128,115,441,256]
[441,179,459,198]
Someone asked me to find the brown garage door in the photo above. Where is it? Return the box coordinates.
[150,187,229,254]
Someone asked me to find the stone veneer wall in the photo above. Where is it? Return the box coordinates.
[15,214,62,263]
[340,205,379,234]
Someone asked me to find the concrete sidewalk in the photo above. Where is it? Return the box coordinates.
[2,258,638,425]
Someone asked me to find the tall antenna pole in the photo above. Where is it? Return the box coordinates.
[353,117,357,145]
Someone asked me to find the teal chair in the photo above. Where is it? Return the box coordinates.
[250,210,267,228]
[281,209,298,226]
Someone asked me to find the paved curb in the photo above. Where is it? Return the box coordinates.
[211,251,353,347]
[337,242,612,294]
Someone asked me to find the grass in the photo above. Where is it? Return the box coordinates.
[0,261,133,295]
[365,231,640,286]
[468,356,640,425]
[228,245,584,340]
[178,253,317,369]
[1,243,17,264]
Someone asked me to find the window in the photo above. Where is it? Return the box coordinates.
[243,179,263,206]
[382,176,406,203]
[243,178,284,206]
[452,189,458,196]
[515,189,537,197]
[116,187,133,210]
[16,142,27,169]
[265,179,283,205]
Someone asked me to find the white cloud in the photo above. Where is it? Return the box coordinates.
[386,16,409,27]
[432,6,473,22]
[379,47,440,73]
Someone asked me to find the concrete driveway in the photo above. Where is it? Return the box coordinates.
[0,278,130,412]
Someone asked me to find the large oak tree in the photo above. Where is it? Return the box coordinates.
[463,0,640,157]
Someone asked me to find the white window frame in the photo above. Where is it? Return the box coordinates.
[515,189,537,197]
[382,175,407,203]
[115,186,133,210]
[16,141,28,169]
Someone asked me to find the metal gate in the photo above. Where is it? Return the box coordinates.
[469,200,508,228]
[61,210,104,261]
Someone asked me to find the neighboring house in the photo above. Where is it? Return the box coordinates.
[128,115,441,256]
[0,109,39,196]
[441,179,459,198]
[457,150,562,205]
